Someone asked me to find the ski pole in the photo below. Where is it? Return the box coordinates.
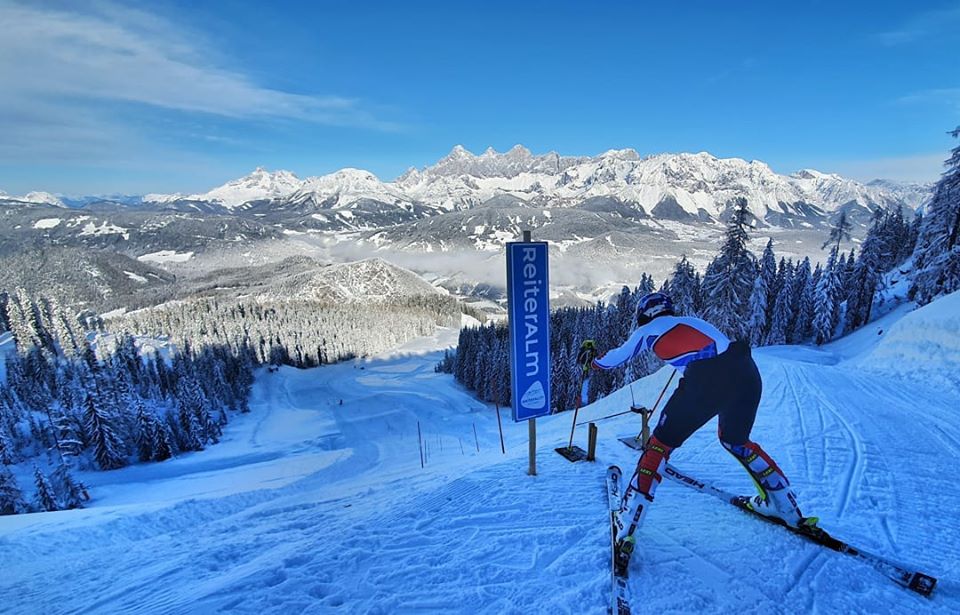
[576,369,676,427]
[650,370,676,414]
[565,365,590,450]
[630,369,676,448]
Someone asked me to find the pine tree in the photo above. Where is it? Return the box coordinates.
[669,256,699,316]
[0,425,14,465]
[823,210,853,253]
[83,392,127,470]
[746,275,768,346]
[789,258,814,343]
[33,466,60,512]
[152,420,174,462]
[0,466,27,515]
[767,263,794,346]
[759,239,778,322]
[52,461,89,509]
[913,127,960,303]
[177,399,205,452]
[813,249,842,344]
[135,405,156,462]
[53,409,84,458]
[701,198,757,340]
[847,211,884,330]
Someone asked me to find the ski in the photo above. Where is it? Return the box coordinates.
[606,465,631,615]
[661,462,938,597]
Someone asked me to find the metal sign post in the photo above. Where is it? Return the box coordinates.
[506,230,551,476]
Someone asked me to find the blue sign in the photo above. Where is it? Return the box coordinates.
[506,241,551,421]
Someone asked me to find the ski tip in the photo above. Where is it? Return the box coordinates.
[909,572,938,597]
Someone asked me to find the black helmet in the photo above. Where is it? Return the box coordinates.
[635,292,674,326]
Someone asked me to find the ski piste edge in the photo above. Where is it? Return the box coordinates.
[661,462,938,598]
[606,465,631,615]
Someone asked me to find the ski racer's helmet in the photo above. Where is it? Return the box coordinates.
[635,292,674,326]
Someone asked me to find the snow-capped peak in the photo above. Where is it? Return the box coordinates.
[20,191,66,207]
[793,168,843,182]
[599,148,641,161]
[290,168,410,209]
[447,145,474,159]
[200,168,303,208]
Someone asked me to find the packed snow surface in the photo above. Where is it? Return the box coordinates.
[2,299,959,613]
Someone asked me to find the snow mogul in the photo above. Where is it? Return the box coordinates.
[580,292,806,562]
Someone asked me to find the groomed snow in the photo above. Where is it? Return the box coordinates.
[2,297,958,613]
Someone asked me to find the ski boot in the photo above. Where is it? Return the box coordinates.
[740,487,819,529]
[613,535,636,577]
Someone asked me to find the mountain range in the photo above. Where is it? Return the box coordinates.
[0,146,935,309]
[6,146,931,225]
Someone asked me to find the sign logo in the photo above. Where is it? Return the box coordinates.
[506,241,551,421]
[521,381,546,410]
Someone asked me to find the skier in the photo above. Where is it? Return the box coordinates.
[581,292,805,561]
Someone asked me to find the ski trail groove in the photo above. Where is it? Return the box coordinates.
[795,366,864,519]
[782,363,814,483]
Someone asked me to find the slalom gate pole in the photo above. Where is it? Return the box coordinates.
[417,420,424,469]
[496,404,506,454]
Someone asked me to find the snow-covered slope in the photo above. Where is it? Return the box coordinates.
[857,290,960,392]
[256,257,445,302]
[2,296,957,613]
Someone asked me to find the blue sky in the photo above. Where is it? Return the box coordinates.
[1,0,958,195]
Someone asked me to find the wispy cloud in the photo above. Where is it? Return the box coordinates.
[876,4,960,45]
[0,1,400,168]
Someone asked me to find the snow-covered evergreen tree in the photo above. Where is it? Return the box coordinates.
[823,210,853,253]
[746,275,768,346]
[669,256,699,316]
[83,392,127,470]
[913,127,960,304]
[759,239,778,322]
[51,461,89,509]
[0,466,27,515]
[813,249,842,345]
[33,466,60,512]
[767,263,794,346]
[135,403,157,463]
[701,198,756,340]
[0,425,14,465]
[847,210,885,331]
